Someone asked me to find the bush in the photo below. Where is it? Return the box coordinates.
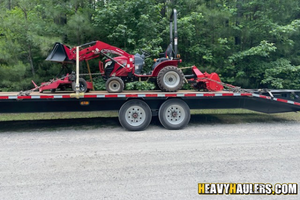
[125,81,156,91]
[93,77,106,90]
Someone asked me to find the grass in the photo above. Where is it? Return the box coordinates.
[190,109,300,124]
[0,109,299,122]
[0,111,118,121]
[0,109,298,132]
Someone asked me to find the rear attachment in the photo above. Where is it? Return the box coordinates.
[187,66,224,91]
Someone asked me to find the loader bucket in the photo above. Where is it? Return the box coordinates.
[46,42,73,63]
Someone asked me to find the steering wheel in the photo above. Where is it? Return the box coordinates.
[140,49,151,58]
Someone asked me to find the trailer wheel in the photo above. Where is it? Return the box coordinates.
[106,77,124,93]
[157,66,184,92]
[158,99,190,130]
[72,78,88,92]
[119,99,152,131]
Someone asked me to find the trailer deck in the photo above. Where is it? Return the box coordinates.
[1,90,300,114]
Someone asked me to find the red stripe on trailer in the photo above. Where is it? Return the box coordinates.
[222,93,234,96]
[18,96,31,99]
[40,95,54,99]
[62,95,71,98]
[204,93,215,97]
[241,93,252,96]
[105,94,118,98]
[277,98,288,103]
[165,94,177,97]
[0,96,9,99]
[125,94,138,98]
[259,95,270,99]
[294,102,300,106]
[84,95,97,98]
[184,93,196,97]
[145,94,158,97]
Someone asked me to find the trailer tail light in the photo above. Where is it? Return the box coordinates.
[80,101,90,106]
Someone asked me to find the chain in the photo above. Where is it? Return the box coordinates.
[179,66,193,70]
[78,73,104,76]
[179,66,250,93]
[196,77,251,93]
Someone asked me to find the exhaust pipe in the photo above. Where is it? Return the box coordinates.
[169,9,178,58]
[45,42,74,63]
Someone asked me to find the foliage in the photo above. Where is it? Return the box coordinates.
[182,83,193,90]
[262,59,300,89]
[1,0,300,91]
[126,81,156,91]
[92,77,106,91]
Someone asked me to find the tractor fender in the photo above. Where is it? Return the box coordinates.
[152,60,179,77]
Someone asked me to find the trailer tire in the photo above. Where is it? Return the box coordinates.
[158,99,190,130]
[119,99,152,131]
[72,78,88,92]
[106,77,124,93]
[157,66,184,92]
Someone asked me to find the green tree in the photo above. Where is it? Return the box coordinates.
[1,0,300,91]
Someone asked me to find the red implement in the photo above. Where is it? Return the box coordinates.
[190,66,224,91]
[33,74,93,93]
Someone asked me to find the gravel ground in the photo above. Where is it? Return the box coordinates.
[0,120,299,200]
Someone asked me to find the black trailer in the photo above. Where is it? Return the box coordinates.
[1,90,300,131]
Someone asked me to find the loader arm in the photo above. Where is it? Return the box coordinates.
[67,41,133,62]
[46,41,134,72]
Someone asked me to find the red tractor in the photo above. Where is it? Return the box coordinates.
[46,42,184,93]
[44,9,223,93]
[46,10,184,93]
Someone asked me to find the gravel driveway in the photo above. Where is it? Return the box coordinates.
[0,118,299,200]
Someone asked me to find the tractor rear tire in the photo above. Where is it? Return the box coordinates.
[106,77,124,93]
[72,78,88,93]
[157,66,184,92]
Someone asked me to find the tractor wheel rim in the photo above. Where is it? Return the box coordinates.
[79,83,85,92]
[163,71,180,88]
[125,106,145,127]
[165,104,185,125]
[109,80,121,92]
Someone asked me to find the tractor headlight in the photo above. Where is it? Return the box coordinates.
[105,61,112,68]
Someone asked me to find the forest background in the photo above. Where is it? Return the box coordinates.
[1,0,300,91]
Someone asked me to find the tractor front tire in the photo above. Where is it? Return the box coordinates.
[106,77,124,93]
[72,78,88,93]
[157,66,184,92]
